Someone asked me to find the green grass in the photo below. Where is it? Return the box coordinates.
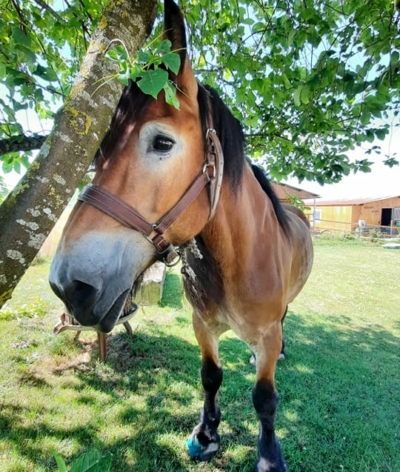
[0,241,399,471]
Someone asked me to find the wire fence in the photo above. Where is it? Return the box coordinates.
[309,219,400,238]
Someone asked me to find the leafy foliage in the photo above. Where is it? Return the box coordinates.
[0,0,399,184]
[106,38,181,108]
[0,0,107,176]
[185,0,400,183]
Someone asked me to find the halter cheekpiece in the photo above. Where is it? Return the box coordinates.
[78,128,224,266]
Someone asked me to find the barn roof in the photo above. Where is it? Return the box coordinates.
[272,182,320,200]
[304,195,400,206]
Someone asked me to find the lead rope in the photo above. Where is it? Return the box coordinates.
[180,238,203,292]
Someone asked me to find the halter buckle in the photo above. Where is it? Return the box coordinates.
[203,162,216,178]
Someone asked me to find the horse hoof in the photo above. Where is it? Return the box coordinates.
[254,457,288,471]
[186,435,219,461]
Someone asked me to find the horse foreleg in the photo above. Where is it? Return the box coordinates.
[253,320,287,472]
[251,307,288,364]
[187,313,223,461]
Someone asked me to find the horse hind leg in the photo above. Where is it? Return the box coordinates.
[253,320,287,472]
[187,314,223,461]
[278,306,288,360]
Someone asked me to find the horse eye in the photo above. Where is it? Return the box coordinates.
[152,135,174,153]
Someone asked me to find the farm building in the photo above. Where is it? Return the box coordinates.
[304,195,400,234]
[271,182,320,202]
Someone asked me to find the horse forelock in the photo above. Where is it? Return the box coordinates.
[93,81,153,169]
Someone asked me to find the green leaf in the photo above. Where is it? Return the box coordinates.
[156,39,172,53]
[53,453,67,472]
[294,86,302,107]
[33,64,58,82]
[137,68,168,99]
[12,27,32,48]
[281,74,291,90]
[118,67,131,86]
[0,63,6,79]
[375,128,387,140]
[15,44,36,63]
[107,45,129,64]
[162,52,181,75]
[70,449,101,472]
[164,80,180,110]
[287,30,296,46]
[86,453,112,472]
[137,49,150,64]
[300,85,311,104]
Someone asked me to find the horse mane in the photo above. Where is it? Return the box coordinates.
[197,84,245,191]
[250,164,291,236]
[197,85,290,235]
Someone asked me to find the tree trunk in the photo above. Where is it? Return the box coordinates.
[0,0,157,308]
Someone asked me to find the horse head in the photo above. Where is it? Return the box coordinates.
[49,0,214,333]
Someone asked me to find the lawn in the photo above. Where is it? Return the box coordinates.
[0,239,399,472]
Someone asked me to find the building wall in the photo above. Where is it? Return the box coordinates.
[306,196,400,233]
[358,197,400,226]
[306,205,353,232]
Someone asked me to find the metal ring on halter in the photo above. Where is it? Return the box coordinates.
[206,128,217,139]
[163,248,182,267]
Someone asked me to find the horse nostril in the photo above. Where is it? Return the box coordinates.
[49,281,63,300]
[49,278,102,326]
[64,280,99,312]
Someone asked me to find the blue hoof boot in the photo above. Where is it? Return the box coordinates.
[186,436,219,461]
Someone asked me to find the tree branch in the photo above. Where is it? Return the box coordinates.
[0,134,48,156]
[32,0,64,23]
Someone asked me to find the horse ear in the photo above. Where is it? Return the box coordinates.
[163,0,197,97]
[164,0,187,65]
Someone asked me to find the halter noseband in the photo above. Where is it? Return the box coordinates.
[78,128,224,265]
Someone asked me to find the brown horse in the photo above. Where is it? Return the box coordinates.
[49,1,313,470]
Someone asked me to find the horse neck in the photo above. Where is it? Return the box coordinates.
[200,163,284,270]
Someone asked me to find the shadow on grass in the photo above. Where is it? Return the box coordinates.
[2,311,399,471]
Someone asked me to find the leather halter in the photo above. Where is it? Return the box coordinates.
[78,128,224,265]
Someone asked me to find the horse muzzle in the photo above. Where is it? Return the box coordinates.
[49,230,154,333]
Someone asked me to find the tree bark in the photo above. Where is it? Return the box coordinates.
[0,0,157,308]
